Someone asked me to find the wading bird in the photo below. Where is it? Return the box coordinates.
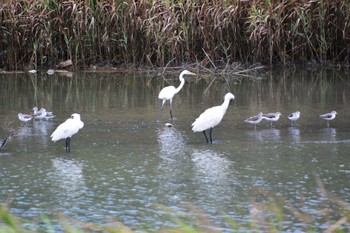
[319,111,337,127]
[192,93,235,144]
[262,112,281,127]
[244,112,263,130]
[17,113,33,122]
[158,70,197,122]
[50,113,84,153]
[288,111,300,126]
[33,107,46,119]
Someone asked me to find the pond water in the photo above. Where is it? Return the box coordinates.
[0,67,350,232]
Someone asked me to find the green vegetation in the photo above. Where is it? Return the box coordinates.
[1,184,349,233]
[0,0,349,70]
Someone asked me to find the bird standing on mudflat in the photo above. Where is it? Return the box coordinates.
[50,113,84,153]
[158,70,197,123]
[192,93,235,144]
[319,111,337,127]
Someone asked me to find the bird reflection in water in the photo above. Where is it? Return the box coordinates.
[49,158,87,208]
[288,127,301,142]
[191,149,236,207]
[157,126,187,160]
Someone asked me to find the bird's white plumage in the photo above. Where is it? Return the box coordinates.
[288,111,300,121]
[158,70,197,121]
[244,112,263,125]
[158,70,196,101]
[50,113,84,142]
[262,112,282,122]
[319,111,337,121]
[18,113,33,122]
[192,93,235,132]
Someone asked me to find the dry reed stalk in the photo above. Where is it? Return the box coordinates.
[0,0,349,70]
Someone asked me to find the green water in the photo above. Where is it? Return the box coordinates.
[0,68,349,231]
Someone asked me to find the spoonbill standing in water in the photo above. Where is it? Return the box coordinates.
[50,113,84,152]
[192,93,235,144]
[158,70,197,122]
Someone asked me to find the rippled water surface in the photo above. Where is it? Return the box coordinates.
[0,68,350,231]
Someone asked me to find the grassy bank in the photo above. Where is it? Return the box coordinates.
[0,0,349,70]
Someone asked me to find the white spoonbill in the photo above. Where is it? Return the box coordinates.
[50,113,84,152]
[319,111,337,127]
[158,70,197,122]
[192,93,235,144]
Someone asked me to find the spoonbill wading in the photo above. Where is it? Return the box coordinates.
[192,93,235,144]
[51,113,84,152]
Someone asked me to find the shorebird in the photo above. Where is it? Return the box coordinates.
[262,112,282,127]
[18,113,33,122]
[319,111,337,127]
[40,108,56,119]
[33,107,55,119]
[192,93,235,144]
[50,113,84,153]
[33,107,46,119]
[288,111,301,126]
[158,70,197,122]
[244,112,263,130]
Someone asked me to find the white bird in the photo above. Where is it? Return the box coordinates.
[288,111,300,126]
[41,108,56,119]
[262,112,282,127]
[319,111,337,127]
[18,113,33,122]
[50,113,84,152]
[192,93,235,144]
[33,107,55,119]
[244,112,263,130]
[33,107,46,119]
[158,70,197,122]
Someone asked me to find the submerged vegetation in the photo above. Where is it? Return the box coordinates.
[0,0,350,70]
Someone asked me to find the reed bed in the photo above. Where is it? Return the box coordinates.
[0,0,349,70]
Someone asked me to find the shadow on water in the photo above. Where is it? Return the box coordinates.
[0,67,350,231]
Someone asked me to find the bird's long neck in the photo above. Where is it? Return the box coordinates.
[221,97,231,112]
[174,76,185,94]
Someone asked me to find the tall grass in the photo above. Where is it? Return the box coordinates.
[0,0,349,70]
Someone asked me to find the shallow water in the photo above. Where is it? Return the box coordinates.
[0,68,350,231]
